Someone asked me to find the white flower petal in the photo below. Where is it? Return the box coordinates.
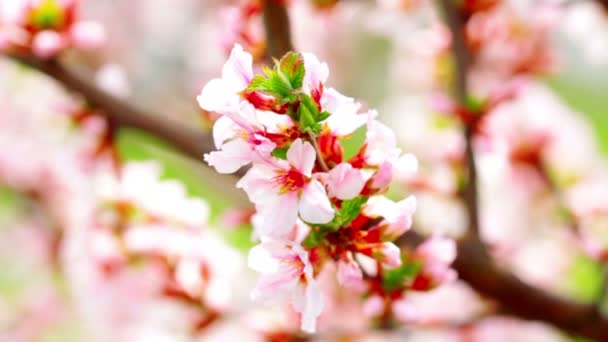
[286,139,316,177]
[222,43,253,92]
[204,138,252,174]
[326,163,365,200]
[299,180,334,224]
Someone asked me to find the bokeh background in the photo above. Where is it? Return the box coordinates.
[2,0,608,340]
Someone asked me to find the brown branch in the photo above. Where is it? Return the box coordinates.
[596,0,608,12]
[7,54,215,162]
[437,0,478,237]
[262,0,294,62]
[434,0,608,340]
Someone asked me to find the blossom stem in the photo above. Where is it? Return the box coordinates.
[306,131,331,172]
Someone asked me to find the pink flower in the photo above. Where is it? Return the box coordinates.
[322,88,368,136]
[337,251,363,288]
[203,102,281,174]
[302,52,329,101]
[197,44,253,115]
[324,163,365,200]
[364,195,417,240]
[237,139,334,237]
[377,242,402,268]
[248,238,324,333]
[412,236,457,290]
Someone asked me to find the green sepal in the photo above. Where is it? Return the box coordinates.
[382,261,422,292]
[245,52,305,102]
[271,146,289,160]
[318,196,368,231]
[302,228,325,248]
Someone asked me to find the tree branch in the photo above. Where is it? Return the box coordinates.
[434,0,608,339]
[6,54,215,162]
[262,0,294,62]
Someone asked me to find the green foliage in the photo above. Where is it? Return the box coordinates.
[30,0,65,29]
[246,52,305,102]
[548,77,608,155]
[318,196,369,231]
[271,146,289,160]
[564,254,603,303]
[302,196,369,247]
[341,125,367,161]
[303,227,325,248]
[382,261,421,292]
[297,93,327,134]
[278,52,305,90]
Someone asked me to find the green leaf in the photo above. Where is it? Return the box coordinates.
[271,146,289,160]
[298,94,320,132]
[303,228,324,248]
[317,111,331,122]
[341,125,367,161]
[245,52,305,102]
[278,52,305,90]
[319,196,368,231]
[382,261,421,292]
[247,74,292,100]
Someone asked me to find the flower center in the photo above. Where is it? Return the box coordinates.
[275,168,308,193]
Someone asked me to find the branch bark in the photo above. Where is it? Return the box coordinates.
[435,0,608,340]
[7,55,215,162]
[262,0,294,62]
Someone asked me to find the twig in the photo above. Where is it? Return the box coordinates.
[437,0,479,237]
[306,131,330,172]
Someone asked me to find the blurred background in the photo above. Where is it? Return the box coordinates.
[2,0,608,341]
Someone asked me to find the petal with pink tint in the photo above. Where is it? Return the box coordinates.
[221,43,253,91]
[197,78,238,113]
[257,192,300,237]
[302,52,329,92]
[393,153,418,180]
[292,281,324,333]
[337,254,363,288]
[212,115,239,148]
[362,295,384,317]
[299,180,334,224]
[70,21,106,50]
[416,236,457,265]
[286,139,316,177]
[204,138,252,174]
[379,242,402,269]
[326,163,365,200]
[393,298,419,323]
[32,30,65,59]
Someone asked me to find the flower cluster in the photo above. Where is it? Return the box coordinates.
[0,0,105,59]
[199,44,456,332]
[92,161,243,323]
